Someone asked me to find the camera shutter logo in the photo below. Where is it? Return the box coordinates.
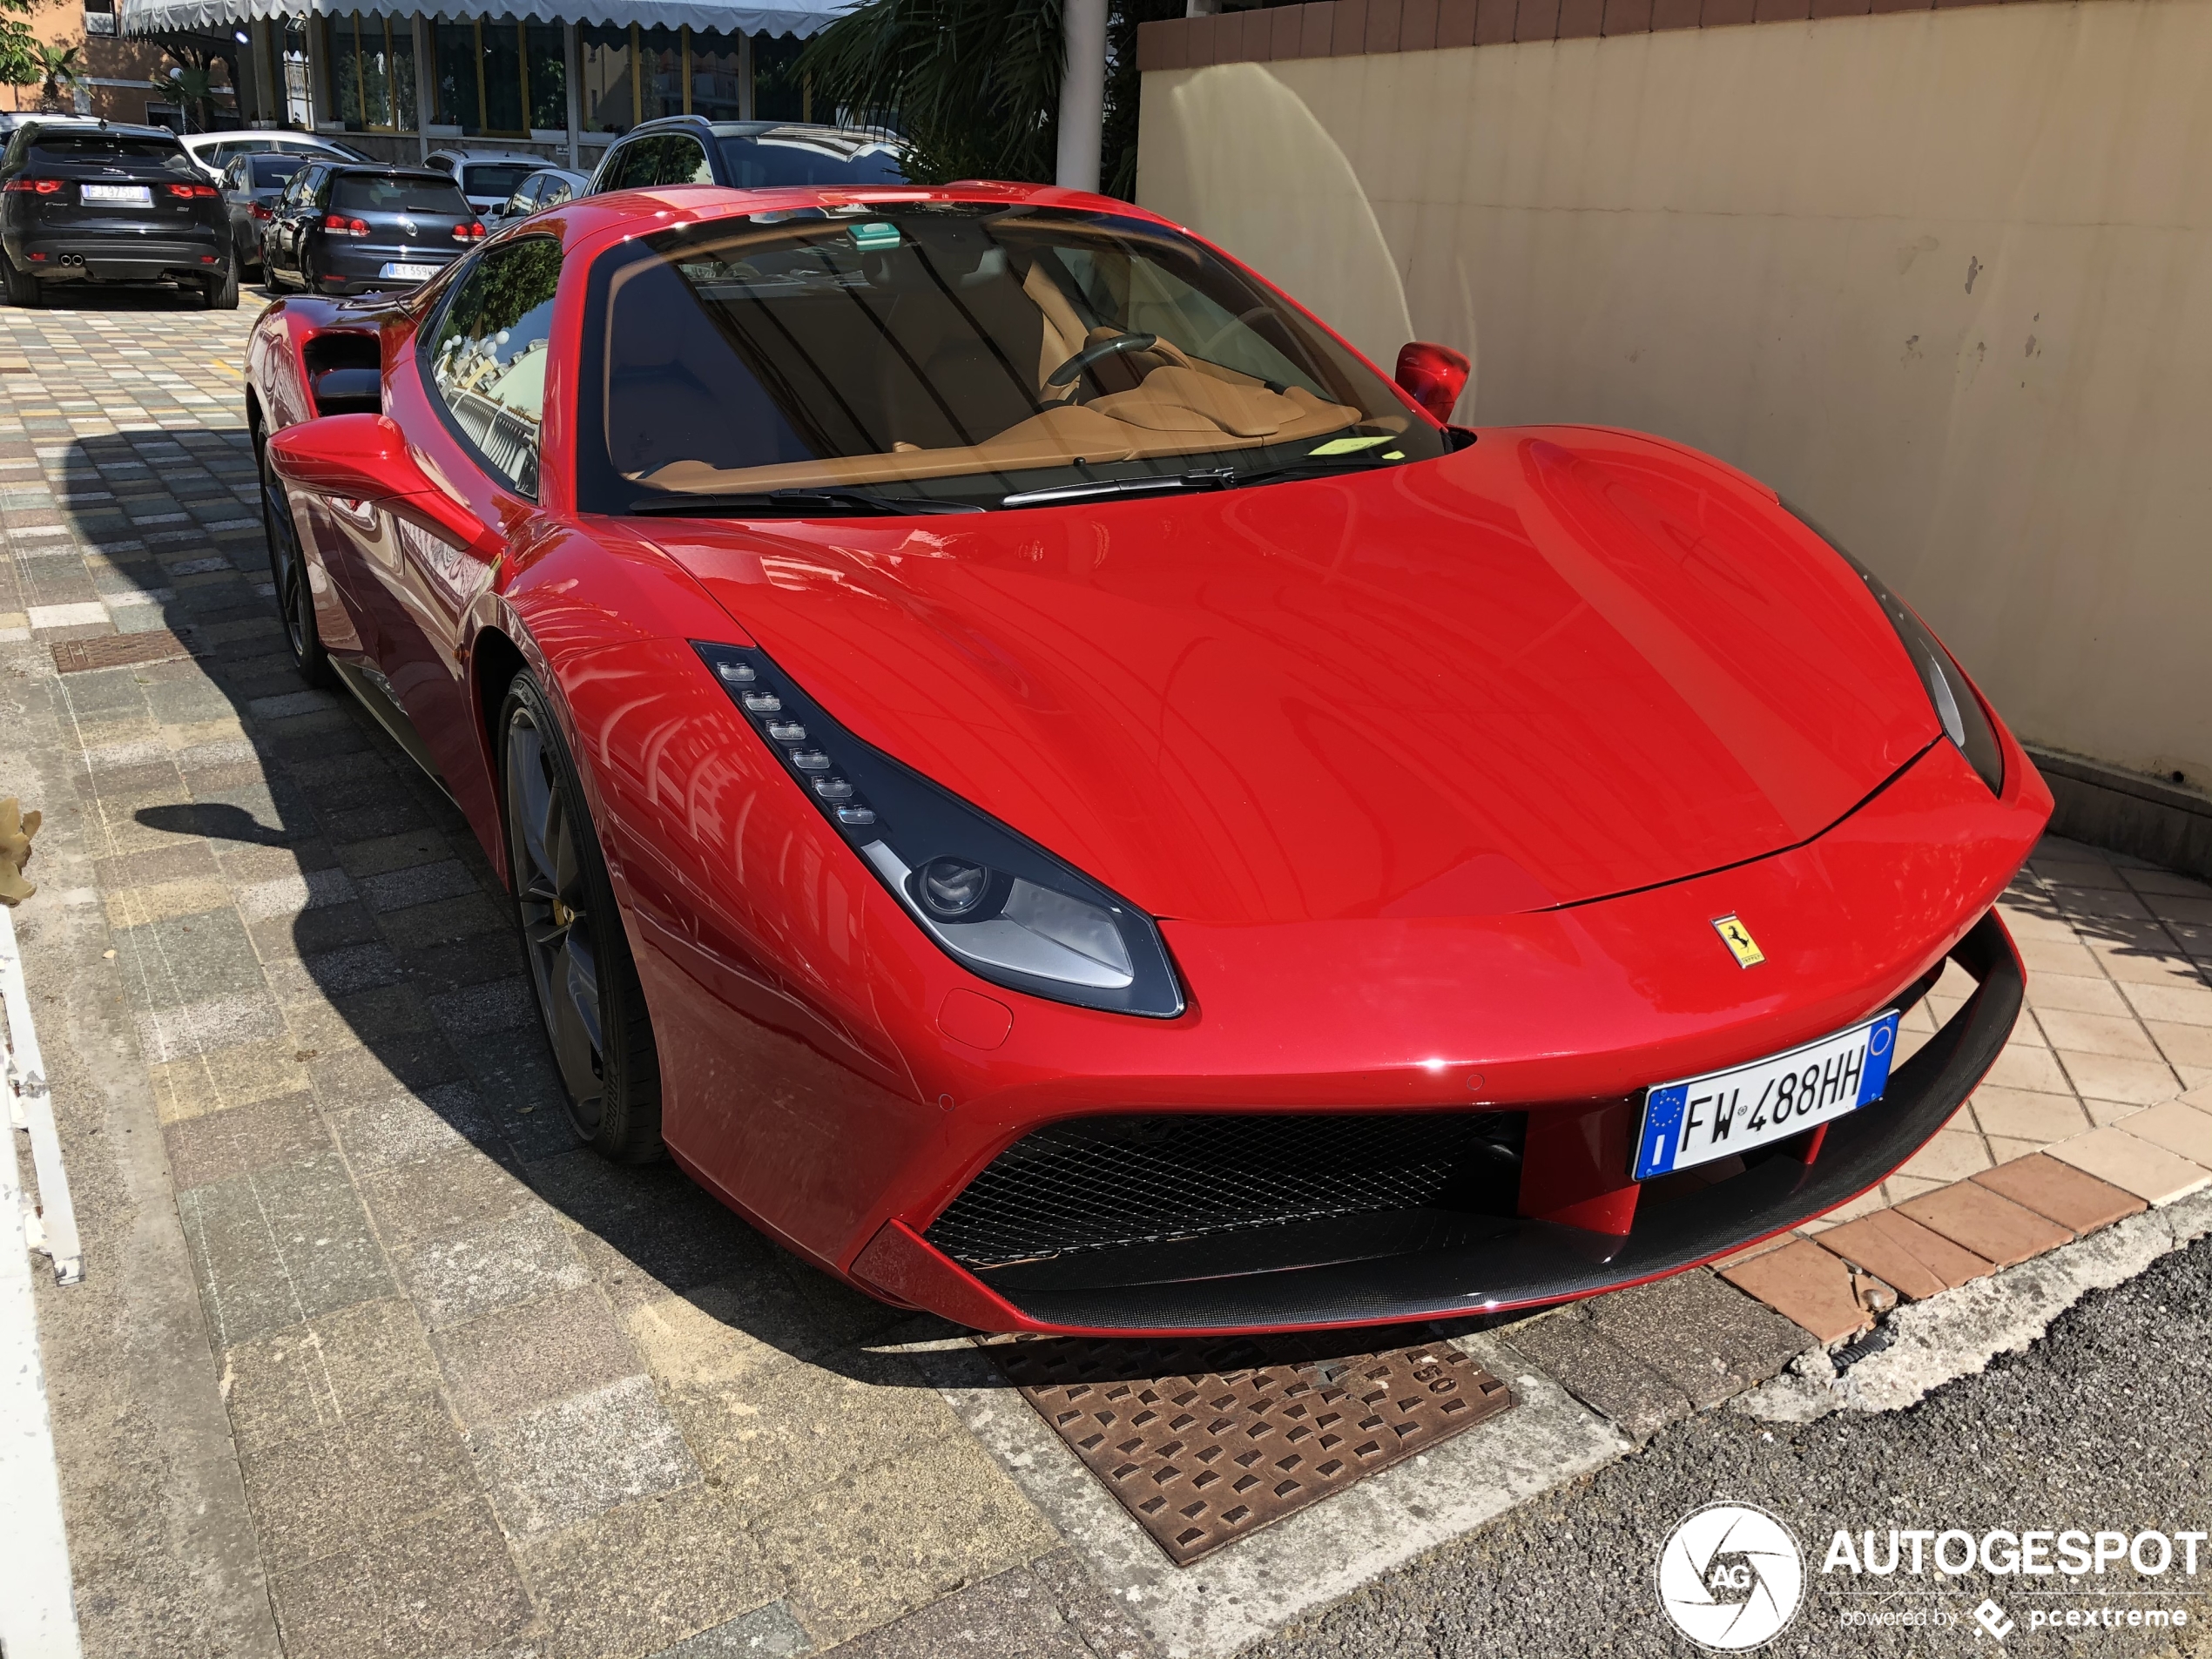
[1656,1502,1804,1650]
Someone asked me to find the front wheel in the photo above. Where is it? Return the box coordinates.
[502,672,663,1162]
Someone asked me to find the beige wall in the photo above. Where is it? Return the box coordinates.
[1137,0,2212,790]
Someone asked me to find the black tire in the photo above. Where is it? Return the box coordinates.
[2,252,41,308]
[204,262,239,310]
[501,672,663,1163]
[259,431,332,687]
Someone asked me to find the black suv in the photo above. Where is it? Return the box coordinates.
[585,118,907,196]
[0,119,235,308]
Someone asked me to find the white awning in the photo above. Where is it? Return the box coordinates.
[122,0,846,36]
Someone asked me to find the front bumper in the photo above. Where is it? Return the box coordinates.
[852,908,2025,1333]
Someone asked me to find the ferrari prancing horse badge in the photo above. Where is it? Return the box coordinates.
[1712,914,1765,968]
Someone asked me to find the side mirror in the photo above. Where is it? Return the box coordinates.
[266,414,496,556]
[1394,341,1471,426]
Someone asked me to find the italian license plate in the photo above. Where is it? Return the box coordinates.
[82,184,152,206]
[379,261,437,280]
[1634,1010,1901,1180]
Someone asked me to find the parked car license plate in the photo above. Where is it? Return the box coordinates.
[82,184,152,206]
[1633,1009,1901,1180]
[379,262,437,281]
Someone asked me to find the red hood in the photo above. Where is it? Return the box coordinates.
[637,427,1938,926]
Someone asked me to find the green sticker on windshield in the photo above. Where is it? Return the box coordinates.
[1308,435,1394,455]
[850,221,901,250]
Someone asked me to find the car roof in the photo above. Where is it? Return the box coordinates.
[327,164,460,178]
[19,119,181,142]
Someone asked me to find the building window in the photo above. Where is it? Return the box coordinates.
[327,11,417,132]
[753,32,808,123]
[688,30,748,122]
[641,25,683,121]
[432,17,565,138]
[578,23,635,134]
[282,19,312,127]
[570,27,810,137]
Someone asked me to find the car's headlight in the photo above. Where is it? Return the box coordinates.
[695,643,1185,1018]
[1784,502,2004,796]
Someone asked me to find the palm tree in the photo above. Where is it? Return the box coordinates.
[152,61,227,132]
[36,43,83,111]
[797,0,1185,198]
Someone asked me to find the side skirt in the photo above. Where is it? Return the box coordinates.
[330,657,458,806]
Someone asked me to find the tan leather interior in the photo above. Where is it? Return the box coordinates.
[611,215,1397,496]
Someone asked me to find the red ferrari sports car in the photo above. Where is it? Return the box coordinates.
[247,181,2049,1337]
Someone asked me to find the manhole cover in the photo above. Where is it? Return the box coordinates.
[991,1329,1514,1565]
[51,629,192,674]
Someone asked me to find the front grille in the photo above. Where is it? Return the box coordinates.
[926,1111,1525,1270]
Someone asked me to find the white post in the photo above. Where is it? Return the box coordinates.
[1054,0,1107,192]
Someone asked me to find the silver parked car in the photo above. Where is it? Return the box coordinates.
[489,166,590,223]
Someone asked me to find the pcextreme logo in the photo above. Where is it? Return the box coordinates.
[1657,1502,1805,1650]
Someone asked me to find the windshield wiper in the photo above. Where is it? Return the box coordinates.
[1000,454,1406,509]
[1000,472,1231,509]
[1214,454,1406,489]
[630,487,983,517]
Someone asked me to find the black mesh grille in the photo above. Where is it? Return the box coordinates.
[926,1111,1525,1270]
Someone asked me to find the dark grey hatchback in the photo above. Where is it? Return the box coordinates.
[0,120,235,308]
[262,164,482,297]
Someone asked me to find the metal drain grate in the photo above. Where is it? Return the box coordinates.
[991,1330,1514,1565]
[50,630,193,675]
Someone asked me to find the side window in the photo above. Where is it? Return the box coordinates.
[282,165,317,206]
[223,156,247,192]
[610,140,658,191]
[664,138,711,185]
[540,177,571,208]
[425,239,564,498]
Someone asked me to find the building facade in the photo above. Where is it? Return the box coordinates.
[101,0,840,167]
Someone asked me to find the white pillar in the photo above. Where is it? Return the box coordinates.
[1054,0,1107,193]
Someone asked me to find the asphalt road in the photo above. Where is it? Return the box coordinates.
[1257,1233,2212,1659]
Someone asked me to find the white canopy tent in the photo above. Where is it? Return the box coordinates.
[123,0,841,35]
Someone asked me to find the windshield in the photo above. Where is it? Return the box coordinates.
[583,203,1442,513]
[30,134,194,172]
[332,174,470,216]
[462,164,535,199]
[715,134,907,189]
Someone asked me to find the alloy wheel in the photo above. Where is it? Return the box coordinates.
[505,705,608,1136]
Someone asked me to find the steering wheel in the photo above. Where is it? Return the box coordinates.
[1045,331,1159,388]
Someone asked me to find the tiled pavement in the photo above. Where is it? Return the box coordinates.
[1,293,1091,1659]
[7,290,2212,1659]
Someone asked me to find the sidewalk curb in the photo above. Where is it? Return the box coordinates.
[1735,1185,2212,1422]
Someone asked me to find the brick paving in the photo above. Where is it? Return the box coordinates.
[7,288,2212,1658]
[0,293,1079,1659]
